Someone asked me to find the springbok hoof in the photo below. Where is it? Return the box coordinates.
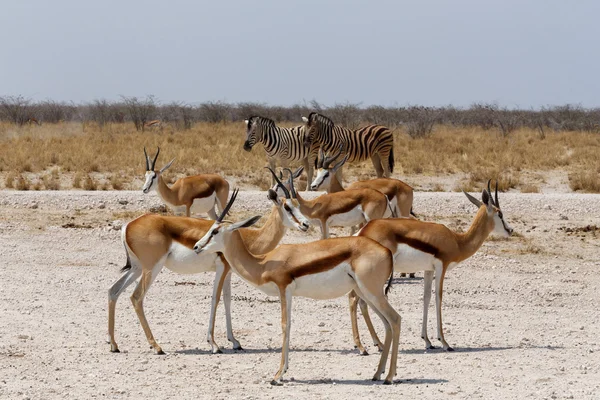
[446,346,455,352]
[155,349,165,355]
[270,380,283,386]
[110,348,120,353]
[383,380,393,385]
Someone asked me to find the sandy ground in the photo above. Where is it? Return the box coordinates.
[0,189,599,399]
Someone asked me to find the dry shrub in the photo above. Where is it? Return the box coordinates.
[82,174,97,190]
[109,174,125,190]
[15,174,30,190]
[4,171,17,188]
[42,169,61,190]
[520,184,540,193]
[72,172,84,188]
[568,172,600,193]
[431,183,445,192]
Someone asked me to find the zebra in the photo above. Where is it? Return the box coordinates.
[302,112,395,179]
[243,116,320,189]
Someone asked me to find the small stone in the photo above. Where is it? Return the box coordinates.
[29,202,38,209]
[318,322,325,327]
[543,204,552,210]
[118,199,128,205]
[559,215,568,220]
[98,203,106,209]
[111,220,123,230]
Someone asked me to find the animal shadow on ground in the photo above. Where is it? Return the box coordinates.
[175,347,357,356]
[290,377,448,386]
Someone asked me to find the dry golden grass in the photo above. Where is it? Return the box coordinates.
[520,184,540,193]
[1,122,599,192]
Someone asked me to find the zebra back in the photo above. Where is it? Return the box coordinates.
[250,116,319,162]
[307,113,394,163]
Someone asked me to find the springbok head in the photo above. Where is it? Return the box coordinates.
[266,167,310,232]
[193,188,262,254]
[310,145,348,191]
[463,180,513,238]
[142,147,175,194]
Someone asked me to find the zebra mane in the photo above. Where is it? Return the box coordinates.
[308,112,334,127]
[248,115,276,128]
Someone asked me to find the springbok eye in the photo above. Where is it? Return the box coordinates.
[211,229,219,235]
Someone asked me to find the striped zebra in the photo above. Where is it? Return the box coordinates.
[243,116,320,189]
[302,112,395,178]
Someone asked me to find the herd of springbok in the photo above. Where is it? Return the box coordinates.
[107,115,514,386]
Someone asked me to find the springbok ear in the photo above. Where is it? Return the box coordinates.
[481,189,492,208]
[228,215,262,231]
[160,158,176,173]
[302,116,309,123]
[267,189,281,204]
[332,154,349,172]
[292,166,304,178]
[463,191,483,208]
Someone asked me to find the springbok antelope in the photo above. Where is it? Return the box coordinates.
[311,146,417,278]
[26,117,41,126]
[142,147,229,219]
[311,146,415,218]
[108,186,310,355]
[144,119,162,130]
[192,192,401,385]
[268,167,393,239]
[349,181,513,354]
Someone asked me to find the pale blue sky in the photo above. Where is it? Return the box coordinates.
[1,0,598,107]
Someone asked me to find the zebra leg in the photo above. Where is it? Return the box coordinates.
[268,157,276,186]
[370,154,384,178]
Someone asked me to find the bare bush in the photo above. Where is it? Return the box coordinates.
[122,95,158,131]
[38,100,76,123]
[0,95,35,125]
[326,102,362,129]
[404,106,439,138]
[198,101,231,123]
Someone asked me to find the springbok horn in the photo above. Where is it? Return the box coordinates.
[487,179,495,206]
[265,167,290,199]
[152,147,160,170]
[284,168,298,198]
[495,180,500,208]
[144,147,150,170]
[217,188,239,222]
[317,148,324,169]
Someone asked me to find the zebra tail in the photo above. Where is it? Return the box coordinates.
[388,147,395,174]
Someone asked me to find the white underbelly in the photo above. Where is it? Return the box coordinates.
[165,242,217,274]
[327,206,365,228]
[292,263,355,300]
[392,244,437,274]
[190,193,216,214]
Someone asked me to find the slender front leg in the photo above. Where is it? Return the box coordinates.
[268,157,277,186]
[185,205,191,217]
[272,286,292,386]
[222,267,242,350]
[302,158,311,191]
[434,264,453,351]
[130,265,164,354]
[348,291,368,355]
[108,267,141,352]
[320,220,329,239]
[206,257,228,354]
[359,299,384,352]
[421,270,435,349]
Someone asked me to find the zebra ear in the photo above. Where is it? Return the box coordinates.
[302,116,308,123]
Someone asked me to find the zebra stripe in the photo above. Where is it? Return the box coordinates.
[303,112,395,177]
[243,116,320,187]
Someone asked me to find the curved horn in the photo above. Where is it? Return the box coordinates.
[284,168,298,198]
[218,188,239,222]
[265,167,290,199]
[143,147,150,170]
[323,145,344,169]
[151,147,160,170]
[316,148,324,169]
[494,180,500,208]
[486,179,495,206]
